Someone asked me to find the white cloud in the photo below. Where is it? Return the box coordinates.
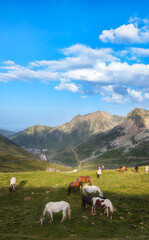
[127,88,143,102]
[99,21,149,44]
[144,92,149,99]
[29,44,119,71]
[1,41,149,104]
[102,92,123,104]
[3,60,16,65]
[81,95,88,99]
[120,47,149,61]
[54,81,79,92]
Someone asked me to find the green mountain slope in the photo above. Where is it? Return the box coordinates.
[53,108,149,169]
[0,134,35,162]
[10,111,123,154]
[0,134,70,172]
[0,129,16,138]
[10,108,149,169]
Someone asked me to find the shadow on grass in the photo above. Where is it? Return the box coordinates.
[0,184,149,239]
[18,180,28,188]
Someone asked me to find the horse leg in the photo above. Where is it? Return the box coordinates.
[49,212,53,223]
[104,207,109,216]
[91,206,96,215]
[61,210,66,223]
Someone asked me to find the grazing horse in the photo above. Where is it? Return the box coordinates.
[9,177,16,191]
[135,166,139,172]
[68,180,82,195]
[40,201,71,225]
[82,184,103,197]
[91,197,114,220]
[82,194,93,208]
[119,166,127,172]
[77,176,93,185]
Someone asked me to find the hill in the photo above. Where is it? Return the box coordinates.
[10,111,123,155]
[0,134,70,172]
[0,134,35,162]
[0,168,149,239]
[0,129,16,138]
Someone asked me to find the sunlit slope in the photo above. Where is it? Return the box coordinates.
[53,108,149,169]
[10,111,123,154]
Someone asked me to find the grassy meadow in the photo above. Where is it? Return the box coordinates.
[0,167,149,240]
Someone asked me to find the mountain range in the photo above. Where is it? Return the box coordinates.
[9,108,149,169]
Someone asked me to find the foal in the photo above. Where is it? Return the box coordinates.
[91,197,114,220]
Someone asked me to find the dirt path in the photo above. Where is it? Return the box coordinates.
[72,148,81,170]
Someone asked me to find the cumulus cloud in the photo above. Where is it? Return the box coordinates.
[127,88,143,102]
[1,39,149,105]
[99,19,149,44]
[29,44,119,70]
[54,80,79,92]
[101,85,123,104]
[102,93,123,104]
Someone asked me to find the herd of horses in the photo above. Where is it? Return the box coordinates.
[9,165,142,226]
[10,166,139,225]
[40,175,115,225]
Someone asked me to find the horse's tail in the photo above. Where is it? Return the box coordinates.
[67,204,71,220]
[68,185,71,195]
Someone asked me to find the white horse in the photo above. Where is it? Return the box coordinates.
[91,197,114,220]
[40,201,71,225]
[9,177,16,191]
[82,184,103,197]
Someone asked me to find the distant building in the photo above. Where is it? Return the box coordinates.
[40,154,47,161]
[47,168,55,172]
[42,149,48,152]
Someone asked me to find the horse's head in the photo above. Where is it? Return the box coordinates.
[9,184,13,192]
[40,215,45,226]
[100,191,103,197]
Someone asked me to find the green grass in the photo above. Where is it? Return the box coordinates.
[0,167,149,239]
[0,159,71,172]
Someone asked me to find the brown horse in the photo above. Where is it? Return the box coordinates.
[68,180,82,195]
[77,176,93,185]
[119,166,127,172]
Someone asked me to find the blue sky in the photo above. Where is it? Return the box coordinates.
[0,0,149,131]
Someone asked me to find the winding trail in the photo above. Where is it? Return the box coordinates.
[72,148,81,171]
